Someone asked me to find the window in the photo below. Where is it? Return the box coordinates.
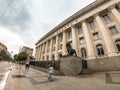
[47,56,49,60]
[53,37,56,45]
[60,44,62,50]
[89,20,95,29]
[53,47,55,51]
[81,48,87,59]
[79,37,85,44]
[109,26,118,35]
[115,40,120,52]
[77,26,83,34]
[52,55,55,60]
[102,14,111,23]
[59,34,63,42]
[68,30,72,39]
[93,32,99,40]
[42,56,44,60]
[96,44,104,56]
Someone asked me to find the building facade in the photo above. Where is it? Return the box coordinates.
[0,42,7,51]
[20,46,33,57]
[0,41,11,60]
[35,0,120,61]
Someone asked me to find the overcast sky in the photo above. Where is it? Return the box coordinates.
[0,0,95,55]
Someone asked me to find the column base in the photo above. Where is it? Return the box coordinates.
[107,52,120,57]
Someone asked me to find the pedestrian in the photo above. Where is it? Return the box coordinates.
[48,64,54,81]
[25,60,30,71]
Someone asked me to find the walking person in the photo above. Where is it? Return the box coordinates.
[25,60,30,71]
[48,64,54,81]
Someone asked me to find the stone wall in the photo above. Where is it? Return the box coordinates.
[87,56,120,71]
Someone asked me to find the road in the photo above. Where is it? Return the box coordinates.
[4,64,120,90]
[0,61,12,90]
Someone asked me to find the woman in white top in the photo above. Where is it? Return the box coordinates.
[48,64,54,81]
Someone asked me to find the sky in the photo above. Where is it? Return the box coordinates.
[0,0,95,56]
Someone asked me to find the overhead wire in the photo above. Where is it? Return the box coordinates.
[0,0,15,23]
[7,0,30,28]
[3,0,18,25]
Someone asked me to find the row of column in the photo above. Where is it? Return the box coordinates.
[35,5,120,60]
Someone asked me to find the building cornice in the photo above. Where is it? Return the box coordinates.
[36,0,110,45]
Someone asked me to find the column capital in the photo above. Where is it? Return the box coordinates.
[81,19,86,23]
[108,4,116,11]
[70,24,75,29]
[93,12,100,17]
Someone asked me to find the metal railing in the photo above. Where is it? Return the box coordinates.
[30,60,60,70]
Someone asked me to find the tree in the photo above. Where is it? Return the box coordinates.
[17,52,28,61]
[14,54,18,60]
[14,52,28,76]
[0,49,11,61]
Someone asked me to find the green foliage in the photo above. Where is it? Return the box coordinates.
[13,54,18,60]
[17,52,28,61]
[0,49,11,60]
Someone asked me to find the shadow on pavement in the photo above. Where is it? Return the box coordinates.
[27,76,59,85]
[105,72,120,85]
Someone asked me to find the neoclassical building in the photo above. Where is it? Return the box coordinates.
[35,0,120,61]
[20,46,33,57]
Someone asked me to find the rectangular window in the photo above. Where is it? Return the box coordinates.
[77,26,83,34]
[93,32,99,40]
[89,20,95,29]
[102,14,111,23]
[60,44,62,50]
[59,34,63,42]
[68,30,72,39]
[109,26,118,35]
[79,37,85,44]
[53,38,56,45]
[53,46,55,51]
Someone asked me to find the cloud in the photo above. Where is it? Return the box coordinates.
[0,0,31,34]
[0,26,25,54]
[0,0,95,56]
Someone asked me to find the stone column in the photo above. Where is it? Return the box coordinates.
[37,47,39,60]
[110,5,120,24]
[82,21,95,59]
[40,44,44,60]
[62,31,67,55]
[35,47,38,60]
[40,44,43,60]
[55,35,59,60]
[39,44,42,60]
[45,41,48,60]
[95,14,116,56]
[71,26,78,55]
[49,39,53,60]
[38,45,42,61]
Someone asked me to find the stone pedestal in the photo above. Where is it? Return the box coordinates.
[60,55,82,76]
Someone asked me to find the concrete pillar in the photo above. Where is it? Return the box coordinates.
[45,41,48,60]
[71,26,78,55]
[82,21,95,59]
[55,35,59,60]
[110,5,120,24]
[37,46,41,61]
[62,31,67,55]
[41,44,45,60]
[36,46,39,61]
[49,39,53,60]
[35,47,38,60]
[40,44,43,60]
[95,14,116,56]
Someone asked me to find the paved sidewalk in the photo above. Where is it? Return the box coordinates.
[4,64,120,90]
